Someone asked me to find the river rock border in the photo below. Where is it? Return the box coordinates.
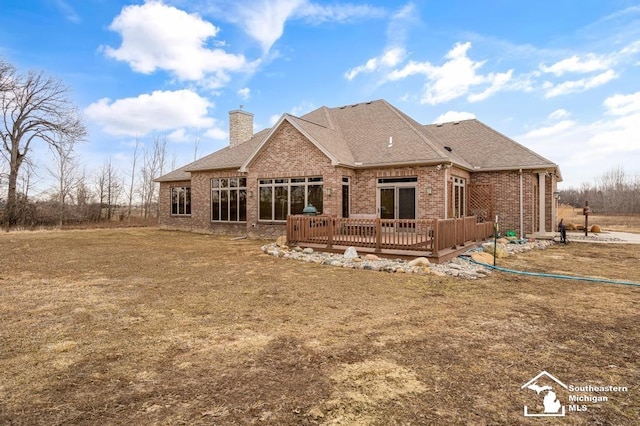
[261,239,554,280]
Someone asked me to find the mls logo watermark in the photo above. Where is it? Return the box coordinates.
[521,370,629,417]
[521,371,567,417]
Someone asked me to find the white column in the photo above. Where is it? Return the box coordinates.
[538,172,546,233]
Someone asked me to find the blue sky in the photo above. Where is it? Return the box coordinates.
[2,0,640,192]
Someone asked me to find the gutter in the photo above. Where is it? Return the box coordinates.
[519,169,524,239]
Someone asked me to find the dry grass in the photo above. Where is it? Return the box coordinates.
[558,204,640,233]
[0,228,638,425]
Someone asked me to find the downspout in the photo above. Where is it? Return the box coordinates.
[444,166,449,219]
[519,169,524,238]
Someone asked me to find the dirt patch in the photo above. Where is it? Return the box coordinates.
[0,228,638,424]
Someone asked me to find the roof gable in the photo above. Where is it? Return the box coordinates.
[240,114,342,171]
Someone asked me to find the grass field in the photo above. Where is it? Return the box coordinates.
[1,228,638,425]
[558,204,640,233]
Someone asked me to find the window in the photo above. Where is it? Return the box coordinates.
[453,176,466,218]
[211,178,247,222]
[171,187,191,215]
[259,177,323,221]
[342,177,350,218]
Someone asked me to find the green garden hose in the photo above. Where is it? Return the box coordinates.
[466,257,640,288]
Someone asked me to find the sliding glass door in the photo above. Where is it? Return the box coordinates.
[377,178,417,223]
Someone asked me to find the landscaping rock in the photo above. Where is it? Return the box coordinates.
[496,238,509,245]
[262,237,552,280]
[482,242,509,258]
[276,235,287,247]
[471,252,494,264]
[590,225,601,233]
[408,257,430,267]
[344,246,359,260]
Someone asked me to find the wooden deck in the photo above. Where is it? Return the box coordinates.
[287,215,494,263]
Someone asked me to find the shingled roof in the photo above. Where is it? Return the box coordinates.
[155,99,559,182]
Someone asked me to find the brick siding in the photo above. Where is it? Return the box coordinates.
[158,122,557,238]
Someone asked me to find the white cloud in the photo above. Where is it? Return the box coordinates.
[290,101,316,117]
[167,128,188,142]
[238,87,251,100]
[344,3,414,81]
[549,109,571,120]
[544,69,617,98]
[467,70,513,102]
[520,120,576,139]
[225,0,384,54]
[603,91,640,115]
[104,1,254,83]
[540,54,611,76]
[84,89,215,136]
[345,47,406,80]
[54,0,81,23]
[204,127,227,140]
[296,2,386,24]
[517,91,640,187]
[433,111,476,123]
[387,42,513,105]
[232,0,304,53]
[269,114,281,126]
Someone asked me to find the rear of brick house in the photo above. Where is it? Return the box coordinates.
[155,100,561,241]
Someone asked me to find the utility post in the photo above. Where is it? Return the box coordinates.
[583,201,590,237]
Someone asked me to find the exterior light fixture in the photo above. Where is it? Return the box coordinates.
[426,187,432,195]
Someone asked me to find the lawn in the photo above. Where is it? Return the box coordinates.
[0,228,638,425]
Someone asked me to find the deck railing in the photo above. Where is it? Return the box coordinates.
[287,215,494,256]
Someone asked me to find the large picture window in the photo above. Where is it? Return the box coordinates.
[211,178,247,222]
[171,187,191,216]
[259,177,323,221]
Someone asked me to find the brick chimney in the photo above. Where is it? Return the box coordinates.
[229,108,254,147]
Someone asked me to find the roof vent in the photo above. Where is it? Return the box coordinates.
[436,123,443,127]
[444,146,452,152]
[453,121,460,125]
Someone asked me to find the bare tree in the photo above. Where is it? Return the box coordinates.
[16,159,39,226]
[75,170,98,221]
[96,158,122,221]
[193,132,200,161]
[47,139,80,226]
[126,137,140,219]
[0,63,87,226]
[140,135,167,219]
[0,58,14,93]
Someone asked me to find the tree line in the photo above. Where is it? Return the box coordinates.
[0,57,171,228]
[559,165,640,214]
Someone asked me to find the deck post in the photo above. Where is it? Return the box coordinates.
[375,218,382,253]
[462,217,466,245]
[433,219,439,256]
[327,217,334,249]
